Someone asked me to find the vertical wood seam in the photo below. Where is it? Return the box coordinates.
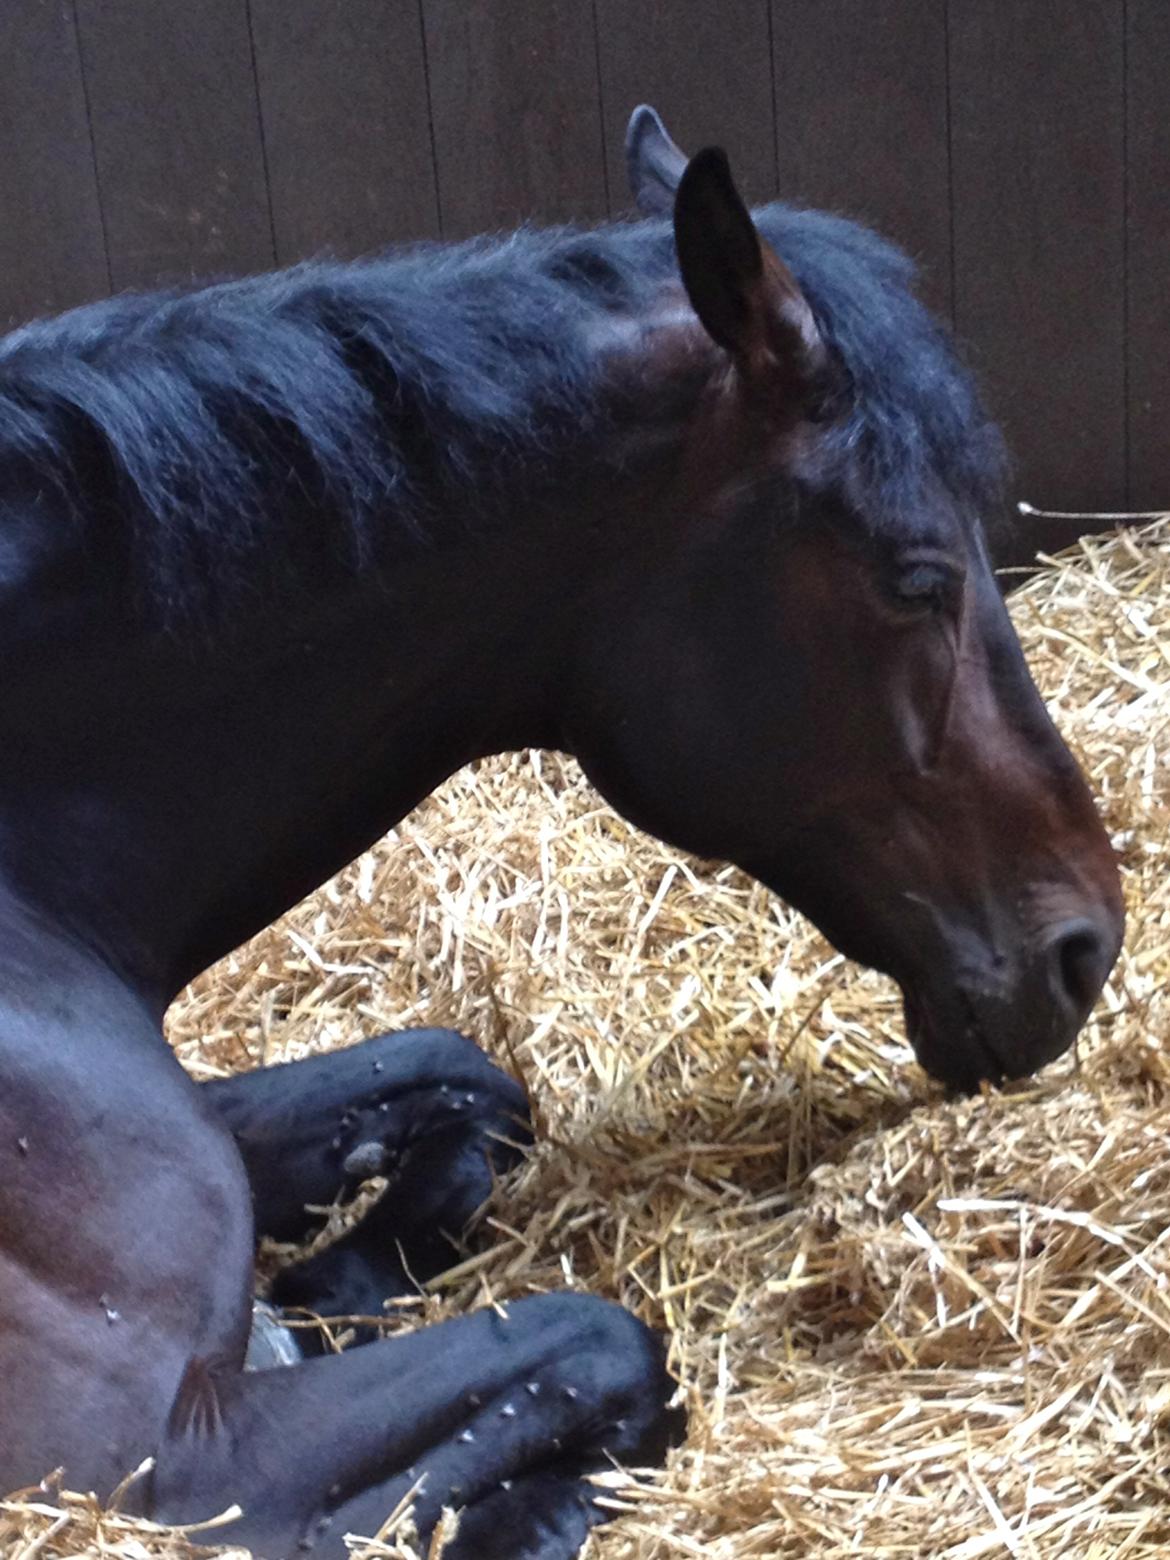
[243,0,280,268]
[589,0,611,216]
[768,0,780,196]
[416,0,444,239]
[764,0,778,195]
[68,0,113,296]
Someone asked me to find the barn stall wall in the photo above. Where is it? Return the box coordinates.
[1,0,1166,552]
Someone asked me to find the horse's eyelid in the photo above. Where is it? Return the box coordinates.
[887,560,963,613]
[897,563,957,592]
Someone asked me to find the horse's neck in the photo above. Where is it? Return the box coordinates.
[2,495,602,1009]
[4,332,706,1011]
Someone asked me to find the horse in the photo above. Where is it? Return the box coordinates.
[0,105,1122,1558]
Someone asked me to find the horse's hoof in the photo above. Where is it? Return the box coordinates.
[245,1299,303,1371]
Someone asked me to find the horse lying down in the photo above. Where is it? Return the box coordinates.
[0,107,1122,1558]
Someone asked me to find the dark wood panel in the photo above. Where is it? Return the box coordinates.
[74,0,274,291]
[950,0,1125,533]
[771,0,951,319]
[1126,0,1170,510]
[596,0,775,215]
[0,0,107,327]
[422,0,607,240]
[250,0,439,263]
[2,0,1152,525]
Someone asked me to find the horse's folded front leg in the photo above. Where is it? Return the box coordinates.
[204,1028,529,1238]
[155,1292,684,1560]
[203,1028,531,1338]
[270,1112,515,1338]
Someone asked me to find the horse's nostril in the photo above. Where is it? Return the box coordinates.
[1048,919,1107,1017]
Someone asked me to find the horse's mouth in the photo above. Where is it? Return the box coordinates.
[901,987,1006,1095]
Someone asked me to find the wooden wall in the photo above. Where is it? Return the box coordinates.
[1,0,1165,530]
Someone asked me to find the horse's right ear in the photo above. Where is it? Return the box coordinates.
[673,145,825,393]
[625,105,688,216]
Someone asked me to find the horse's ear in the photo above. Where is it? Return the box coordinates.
[673,146,825,392]
[625,105,689,216]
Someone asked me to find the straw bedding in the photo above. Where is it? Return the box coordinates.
[2,517,1167,1559]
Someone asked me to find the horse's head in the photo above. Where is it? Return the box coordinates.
[568,108,1123,1093]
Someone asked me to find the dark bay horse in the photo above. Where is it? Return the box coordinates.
[0,107,1122,1557]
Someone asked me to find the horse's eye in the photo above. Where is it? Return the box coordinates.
[889,561,960,615]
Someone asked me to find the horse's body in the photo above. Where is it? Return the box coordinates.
[0,110,1122,1557]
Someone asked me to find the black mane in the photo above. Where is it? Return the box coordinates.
[0,209,1005,615]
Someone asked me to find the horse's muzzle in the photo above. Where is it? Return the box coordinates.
[903,906,1124,1094]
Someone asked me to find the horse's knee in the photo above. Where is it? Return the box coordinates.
[509,1292,683,1464]
[214,1026,529,1246]
[401,1025,512,1079]
[390,1031,530,1148]
[325,1026,527,1113]
[320,1032,530,1224]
